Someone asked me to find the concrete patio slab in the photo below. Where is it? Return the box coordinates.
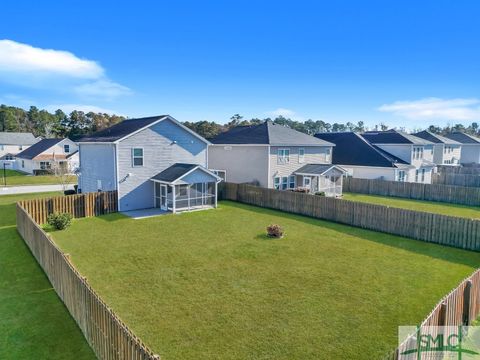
[121,208,169,219]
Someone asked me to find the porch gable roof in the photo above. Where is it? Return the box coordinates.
[150,163,221,184]
[294,164,347,176]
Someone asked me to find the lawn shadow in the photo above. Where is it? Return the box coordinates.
[220,201,480,268]
[254,233,286,241]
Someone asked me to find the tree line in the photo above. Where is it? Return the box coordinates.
[1,105,479,140]
[0,105,125,139]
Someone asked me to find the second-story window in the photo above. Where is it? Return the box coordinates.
[277,149,290,164]
[421,168,426,182]
[298,148,305,163]
[64,144,70,153]
[132,148,144,167]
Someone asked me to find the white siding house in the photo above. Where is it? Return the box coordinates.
[444,132,480,165]
[0,132,39,169]
[77,115,221,212]
[413,130,462,166]
[208,121,346,197]
[15,138,78,175]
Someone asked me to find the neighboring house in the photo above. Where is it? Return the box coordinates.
[16,138,79,175]
[208,121,346,196]
[0,132,39,168]
[444,132,480,165]
[361,130,436,183]
[77,115,221,212]
[413,130,462,166]
[315,132,414,181]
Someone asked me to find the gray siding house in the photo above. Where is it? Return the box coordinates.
[78,115,221,212]
[208,121,346,197]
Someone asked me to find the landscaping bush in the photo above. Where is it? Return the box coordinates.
[47,212,73,230]
[266,224,284,238]
[315,191,325,196]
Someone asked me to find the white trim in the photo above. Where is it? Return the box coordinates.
[131,147,144,167]
[115,143,121,211]
[210,143,270,147]
[294,165,347,177]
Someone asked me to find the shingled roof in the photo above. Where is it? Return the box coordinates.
[315,132,410,168]
[16,138,63,159]
[77,115,169,142]
[444,132,480,144]
[362,129,433,145]
[413,130,461,145]
[0,132,39,145]
[211,121,334,146]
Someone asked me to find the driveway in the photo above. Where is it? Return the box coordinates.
[0,184,74,195]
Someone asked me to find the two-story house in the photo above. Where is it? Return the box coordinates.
[208,121,346,196]
[413,130,462,166]
[16,138,79,175]
[315,132,415,181]
[0,132,39,168]
[77,115,221,212]
[361,130,436,183]
[444,132,480,165]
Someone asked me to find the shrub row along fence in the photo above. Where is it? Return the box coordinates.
[386,268,480,359]
[16,193,160,360]
[220,183,480,251]
[432,172,480,187]
[18,191,118,225]
[343,177,480,206]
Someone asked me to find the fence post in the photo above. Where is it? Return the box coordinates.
[438,301,447,326]
[463,280,472,325]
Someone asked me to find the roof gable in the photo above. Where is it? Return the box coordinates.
[413,130,461,145]
[315,132,408,168]
[16,138,64,159]
[151,163,221,184]
[444,132,480,144]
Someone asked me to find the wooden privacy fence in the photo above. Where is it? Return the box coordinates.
[437,164,480,175]
[386,268,480,359]
[432,172,480,187]
[343,177,480,206]
[16,194,159,360]
[18,191,118,225]
[220,183,480,251]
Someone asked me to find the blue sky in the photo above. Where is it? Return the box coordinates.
[1,0,479,128]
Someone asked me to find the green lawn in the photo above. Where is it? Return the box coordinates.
[342,193,480,219]
[0,169,76,186]
[50,201,480,360]
[0,192,95,360]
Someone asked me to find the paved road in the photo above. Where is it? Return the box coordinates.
[0,184,74,195]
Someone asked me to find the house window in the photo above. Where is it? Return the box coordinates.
[40,161,51,170]
[64,144,70,153]
[281,176,288,190]
[289,175,295,189]
[132,148,144,167]
[277,149,290,164]
[420,148,424,158]
[326,148,331,161]
[274,177,280,190]
[298,148,305,163]
[421,169,425,182]
[22,160,24,168]
[4,154,14,160]
[415,170,419,182]
[398,170,405,182]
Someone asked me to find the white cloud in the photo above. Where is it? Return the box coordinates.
[266,108,305,121]
[0,39,131,101]
[74,80,132,99]
[0,39,103,79]
[45,104,123,115]
[378,97,480,121]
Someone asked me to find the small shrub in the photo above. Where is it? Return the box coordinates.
[315,191,325,196]
[267,224,284,238]
[47,212,73,230]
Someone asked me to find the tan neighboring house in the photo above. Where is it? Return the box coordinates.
[208,121,346,197]
[16,138,79,175]
[0,132,40,168]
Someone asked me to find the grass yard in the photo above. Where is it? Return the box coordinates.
[50,201,480,360]
[343,192,480,219]
[0,192,95,360]
[0,169,76,186]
